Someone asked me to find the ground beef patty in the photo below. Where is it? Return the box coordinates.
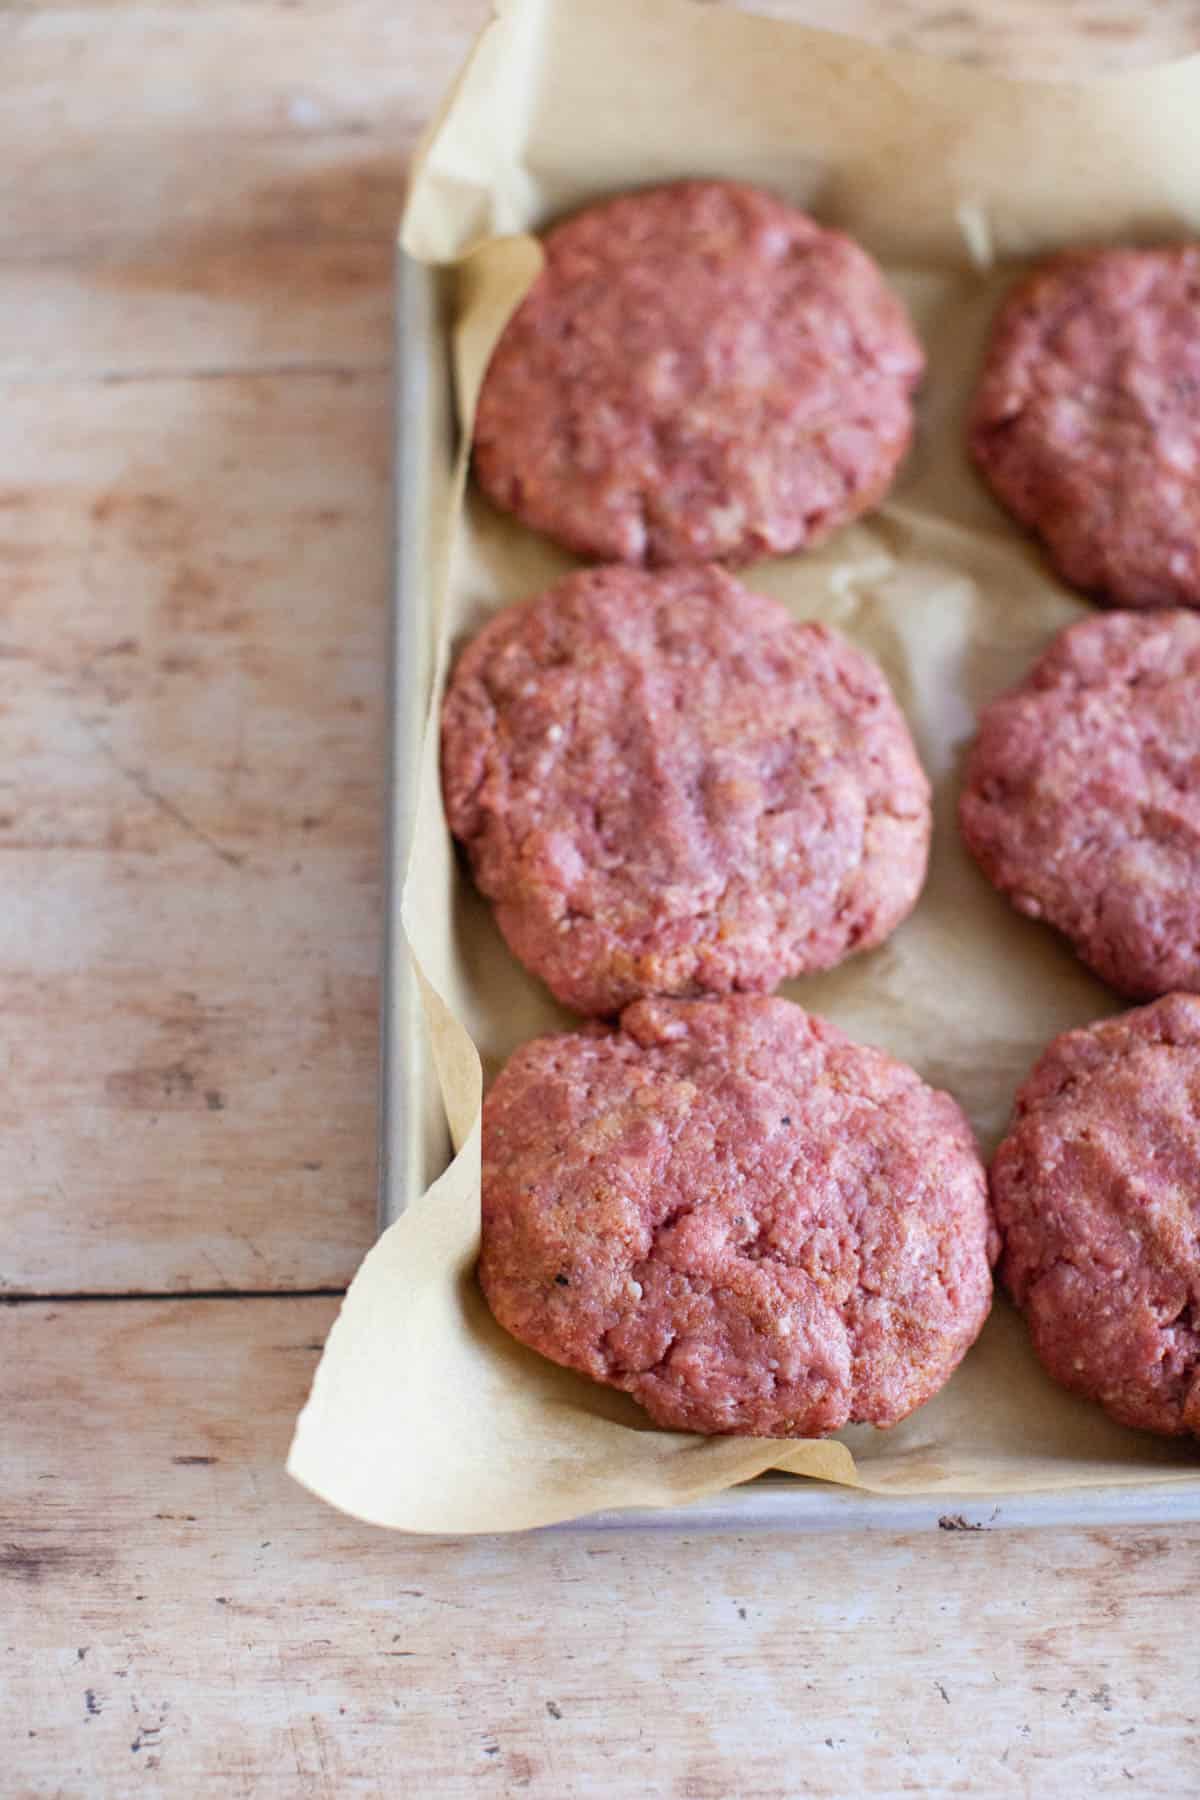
[473,180,923,567]
[959,609,1200,1000]
[442,565,931,1017]
[970,246,1200,609]
[992,995,1200,1438]
[479,996,995,1438]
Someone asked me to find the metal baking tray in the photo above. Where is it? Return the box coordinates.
[384,248,1200,1532]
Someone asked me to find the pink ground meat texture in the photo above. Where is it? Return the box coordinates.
[479,996,995,1438]
[473,180,923,567]
[959,609,1200,1000]
[970,246,1200,609]
[442,565,931,1017]
[991,995,1200,1438]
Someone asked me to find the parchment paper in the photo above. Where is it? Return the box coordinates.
[290,0,1200,1532]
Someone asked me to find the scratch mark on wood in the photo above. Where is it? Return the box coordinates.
[79,718,244,869]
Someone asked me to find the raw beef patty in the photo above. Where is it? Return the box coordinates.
[991,994,1200,1438]
[442,564,931,1016]
[971,246,1200,609]
[474,179,924,566]
[479,995,995,1437]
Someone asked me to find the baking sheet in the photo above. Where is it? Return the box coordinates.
[290,0,1200,1533]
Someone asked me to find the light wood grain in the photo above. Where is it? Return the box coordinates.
[4,1297,1199,1798]
[0,245,393,380]
[0,370,385,1292]
[728,0,1200,74]
[0,5,483,262]
[0,2,434,1287]
[4,0,1195,76]
[0,1,485,378]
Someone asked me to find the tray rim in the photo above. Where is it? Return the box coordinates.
[379,251,429,1242]
[385,248,1200,1534]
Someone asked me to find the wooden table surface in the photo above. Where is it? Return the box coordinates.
[5,3,1200,1795]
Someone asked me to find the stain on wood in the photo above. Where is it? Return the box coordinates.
[0,1543,74,1584]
